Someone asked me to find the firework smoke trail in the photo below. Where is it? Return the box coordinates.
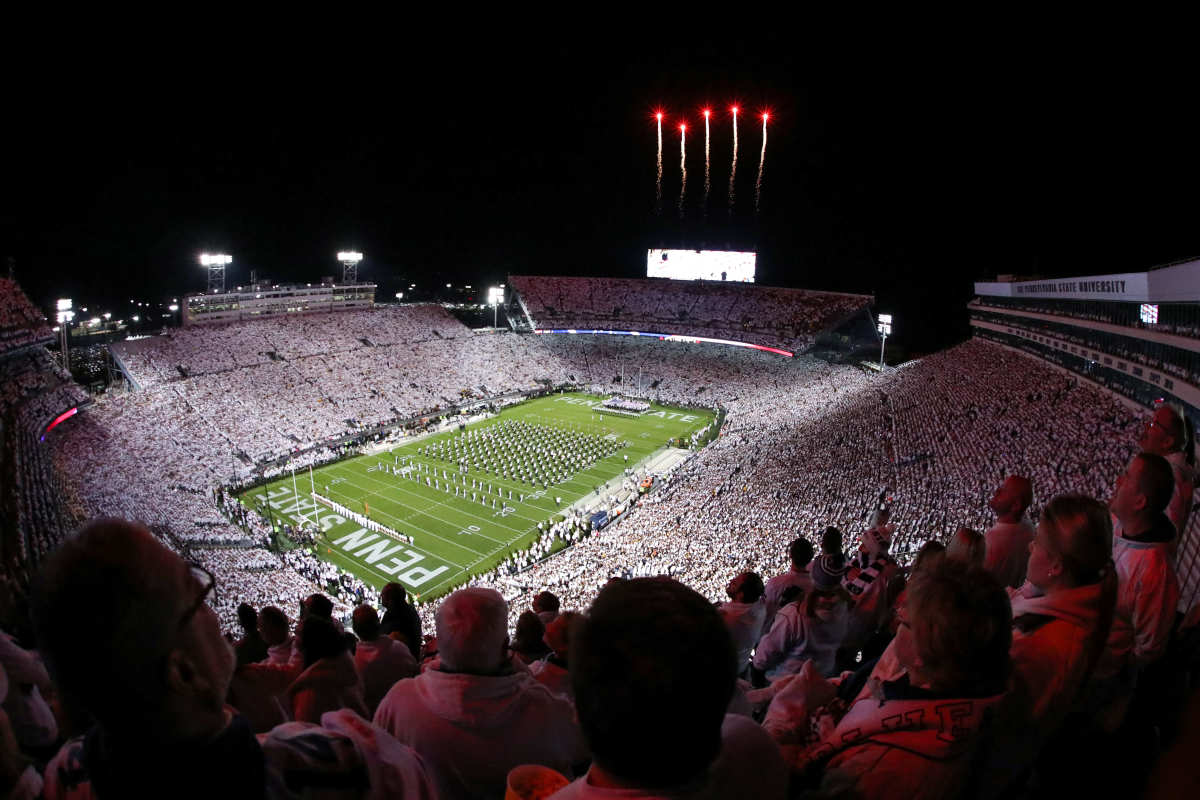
[728,107,738,214]
[655,113,663,214]
[679,124,687,218]
[703,110,711,215]
[755,113,768,213]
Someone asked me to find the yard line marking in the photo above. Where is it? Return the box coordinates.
[323,467,491,560]
[346,457,591,535]
[347,469,525,544]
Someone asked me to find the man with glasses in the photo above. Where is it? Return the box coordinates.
[34,518,434,798]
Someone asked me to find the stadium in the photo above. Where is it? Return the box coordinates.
[2,250,1200,794]
[4,32,1200,791]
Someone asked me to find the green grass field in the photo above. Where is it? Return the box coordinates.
[240,393,714,602]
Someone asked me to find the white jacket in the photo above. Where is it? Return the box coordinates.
[1104,521,1179,676]
[373,667,588,800]
[763,568,813,632]
[717,598,767,671]
[752,601,846,680]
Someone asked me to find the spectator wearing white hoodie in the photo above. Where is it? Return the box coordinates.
[374,587,588,800]
[352,605,418,717]
[753,555,849,681]
[716,572,767,676]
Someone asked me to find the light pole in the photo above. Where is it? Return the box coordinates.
[337,251,363,283]
[877,313,892,369]
[200,254,232,294]
[488,286,504,328]
[56,298,74,371]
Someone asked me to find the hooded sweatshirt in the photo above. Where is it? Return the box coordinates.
[717,598,767,671]
[752,601,847,680]
[355,636,418,716]
[288,651,368,724]
[529,654,571,699]
[373,666,589,800]
[976,581,1107,798]
[1007,580,1105,723]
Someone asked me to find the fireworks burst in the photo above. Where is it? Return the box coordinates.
[703,109,711,216]
[728,106,738,214]
[755,112,768,213]
[655,111,664,215]
[679,123,688,218]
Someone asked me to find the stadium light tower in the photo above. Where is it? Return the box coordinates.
[877,313,893,369]
[56,298,74,370]
[199,253,232,294]
[488,286,504,328]
[338,251,363,283]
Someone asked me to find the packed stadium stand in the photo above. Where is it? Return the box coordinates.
[507,274,873,353]
[0,287,88,579]
[0,278,53,357]
[970,259,1200,607]
[2,272,1199,796]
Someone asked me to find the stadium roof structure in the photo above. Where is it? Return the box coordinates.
[975,258,1200,304]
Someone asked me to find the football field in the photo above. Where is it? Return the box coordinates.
[240,393,714,602]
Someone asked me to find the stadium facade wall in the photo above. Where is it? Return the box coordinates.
[971,301,1200,356]
[974,258,1200,302]
[183,283,376,326]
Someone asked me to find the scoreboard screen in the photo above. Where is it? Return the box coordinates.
[646,249,756,283]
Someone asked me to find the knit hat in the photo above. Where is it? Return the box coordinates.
[811,553,848,591]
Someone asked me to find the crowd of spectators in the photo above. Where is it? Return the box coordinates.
[450,340,1188,639]
[35,315,1200,641]
[7,466,1198,797]
[2,273,1200,795]
[509,275,870,352]
[1,340,89,574]
[0,279,53,358]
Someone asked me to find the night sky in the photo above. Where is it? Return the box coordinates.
[3,30,1196,355]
